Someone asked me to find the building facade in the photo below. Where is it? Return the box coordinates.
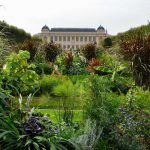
[37,25,108,49]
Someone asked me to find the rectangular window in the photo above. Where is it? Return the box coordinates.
[85,37,87,42]
[63,36,66,41]
[72,45,74,49]
[67,36,70,41]
[89,36,91,42]
[59,36,62,41]
[76,36,79,42]
[93,37,96,42]
[55,36,57,41]
[80,36,83,42]
[72,36,74,40]
[68,45,70,49]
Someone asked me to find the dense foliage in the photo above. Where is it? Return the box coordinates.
[102,37,113,48]
[0,22,150,150]
[14,37,42,61]
[44,42,62,63]
[81,43,98,61]
[118,23,150,88]
[0,21,31,43]
[55,50,87,75]
[0,37,11,67]
[82,75,150,149]
[2,50,39,95]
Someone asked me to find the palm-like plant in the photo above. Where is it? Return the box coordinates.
[120,29,150,88]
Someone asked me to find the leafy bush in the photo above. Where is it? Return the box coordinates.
[110,88,150,149]
[102,37,113,48]
[82,74,150,149]
[0,94,80,150]
[52,77,78,97]
[71,119,102,150]
[125,87,150,113]
[40,75,63,95]
[81,43,98,61]
[44,42,62,62]
[86,58,103,73]
[40,75,81,96]
[33,45,46,64]
[0,112,80,150]
[83,75,122,123]
[2,50,39,95]
[119,26,150,88]
[34,63,53,75]
[55,51,87,75]
[14,37,42,61]
[64,50,73,71]
[68,75,88,85]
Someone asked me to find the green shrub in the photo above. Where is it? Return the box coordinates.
[111,88,150,149]
[102,37,113,48]
[53,79,76,97]
[83,75,122,123]
[68,75,88,85]
[81,43,98,61]
[55,51,88,75]
[0,109,80,150]
[40,75,63,95]
[71,119,102,150]
[14,37,42,61]
[40,74,82,97]
[44,42,62,63]
[34,63,53,75]
[2,50,39,95]
[125,87,150,113]
[119,26,150,88]
[0,94,80,150]
[82,74,149,149]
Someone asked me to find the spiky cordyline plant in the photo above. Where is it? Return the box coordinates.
[120,30,150,89]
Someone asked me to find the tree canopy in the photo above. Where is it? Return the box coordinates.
[0,21,31,43]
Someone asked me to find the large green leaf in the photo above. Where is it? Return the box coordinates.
[0,131,12,139]
[95,66,112,73]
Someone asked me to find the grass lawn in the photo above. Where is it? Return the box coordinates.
[31,95,83,109]
[36,109,84,123]
[30,93,84,123]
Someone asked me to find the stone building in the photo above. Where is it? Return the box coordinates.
[37,25,108,49]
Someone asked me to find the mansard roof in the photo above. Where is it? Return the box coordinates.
[50,28,96,32]
[42,25,50,31]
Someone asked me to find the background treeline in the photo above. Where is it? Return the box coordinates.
[112,23,150,44]
[0,20,31,43]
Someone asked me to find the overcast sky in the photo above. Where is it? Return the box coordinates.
[0,0,150,35]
